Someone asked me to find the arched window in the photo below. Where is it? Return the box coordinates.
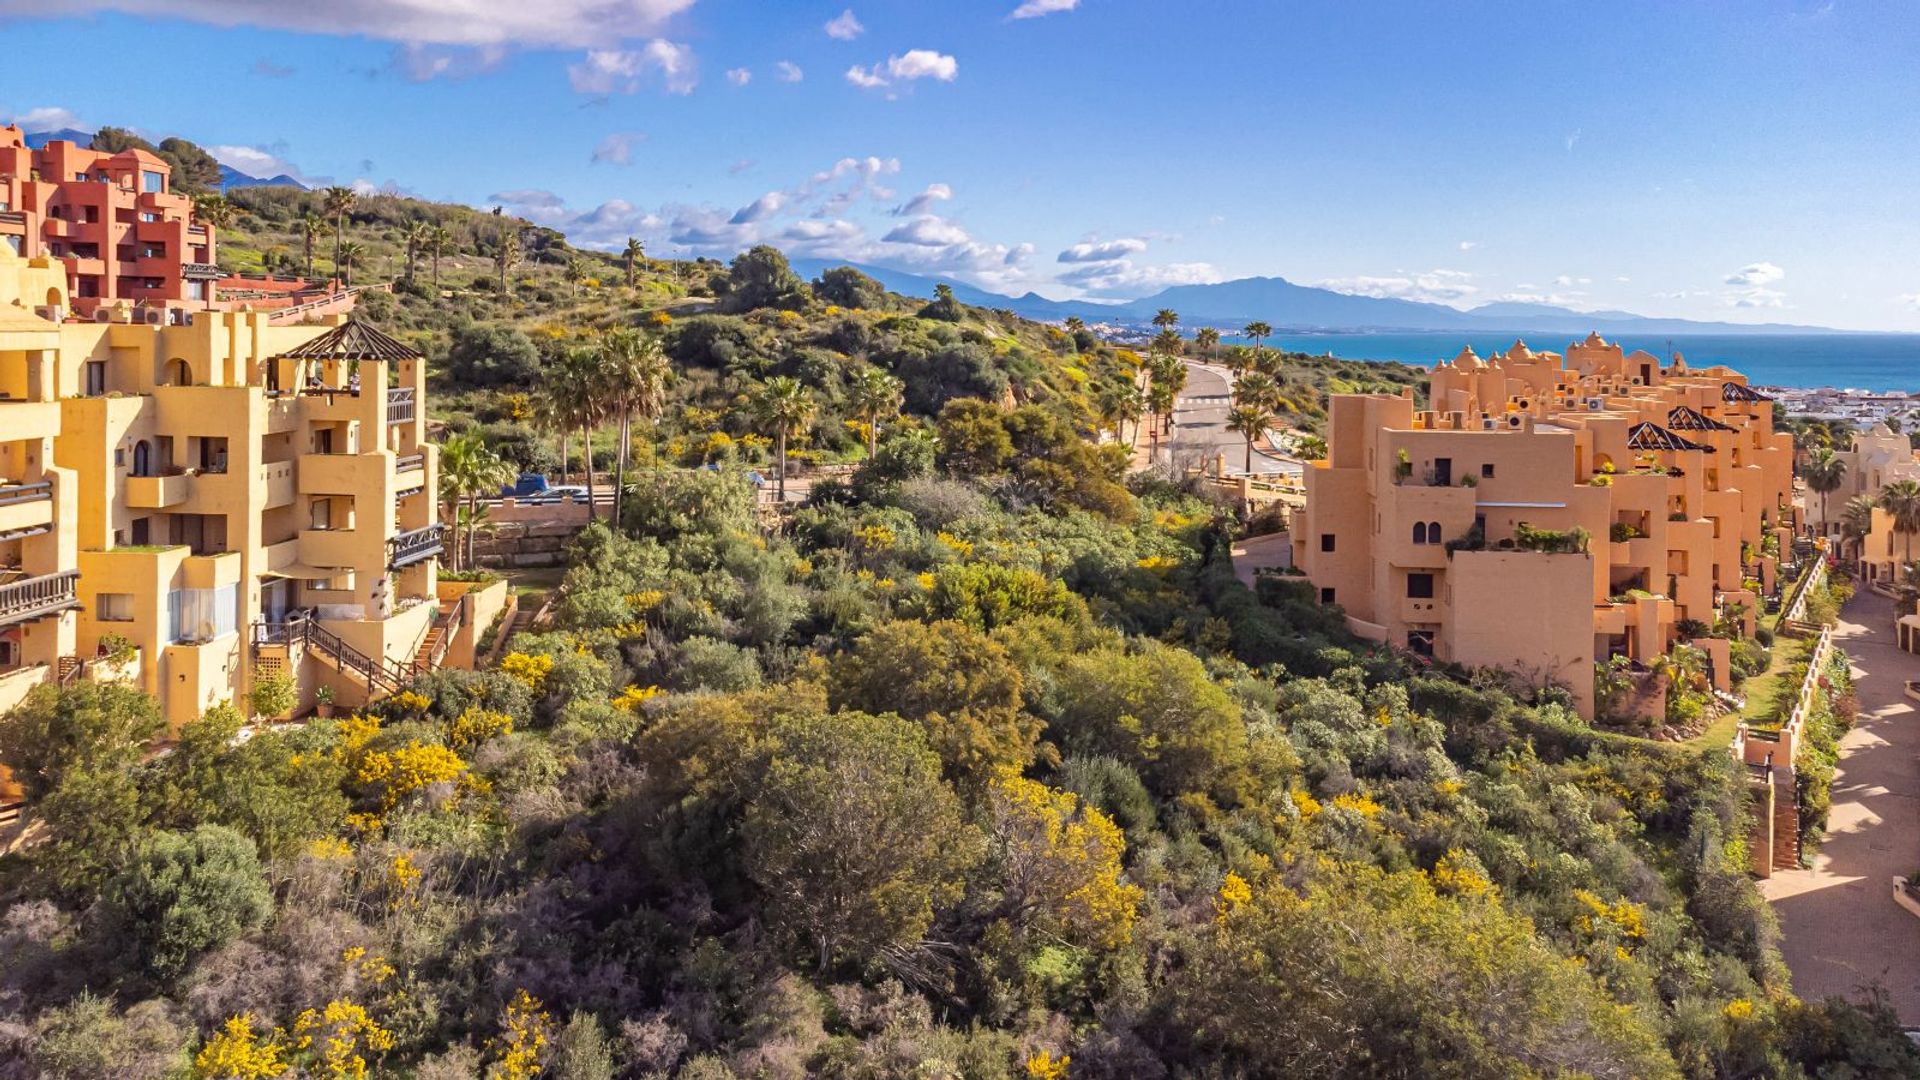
[1428,520,1441,543]
[164,358,192,386]
[132,440,151,477]
[1412,522,1429,544]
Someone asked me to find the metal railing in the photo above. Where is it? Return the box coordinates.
[387,387,416,424]
[424,596,466,671]
[0,479,52,508]
[253,611,414,696]
[388,523,445,570]
[0,570,79,626]
[396,452,425,473]
[0,211,24,227]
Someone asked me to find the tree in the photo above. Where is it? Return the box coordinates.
[335,240,364,287]
[919,282,965,322]
[754,375,815,503]
[0,679,163,802]
[1152,308,1180,336]
[743,711,981,970]
[848,366,905,458]
[495,228,522,292]
[814,265,887,310]
[320,185,356,283]
[623,236,645,289]
[1233,370,1277,412]
[1195,326,1221,357]
[1878,478,1920,571]
[563,257,588,299]
[596,328,671,528]
[427,224,453,292]
[987,774,1140,947]
[403,220,431,283]
[827,619,1038,787]
[443,322,540,387]
[1242,320,1273,361]
[557,346,609,518]
[91,126,152,154]
[1803,447,1846,535]
[99,825,272,982]
[1841,493,1877,564]
[191,194,236,231]
[439,432,513,568]
[1051,641,1247,798]
[717,244,806,313]
[155,137,222,195]
[1228,403,1274,474]
[300,213,324,280]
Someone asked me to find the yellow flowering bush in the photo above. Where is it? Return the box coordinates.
[935,531,975,558]
[1290,789,1322,819]
[1026,1051,1070,1079]
[195,1014,286,1079]
[490,989,554,1080]
[334,715,382,762]
[1216,871,1253,918]
[446,707,513,750]
[307,836,353,860]
[357,740,468,810]
[625,589,666,611]
[1136,554,1180,571]
[1572,889,1646,940]
[852,524,897,552]
[990,775,1142,948]
[1331,792,1382,818]
[388,690,432,717]
[499,651,553,691]
[1430,849,1494,898]
[612,684,662,712]
[292,999,394,1079]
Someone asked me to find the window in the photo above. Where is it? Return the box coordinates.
[1406,573,1435,599]
[167,584,238,643]
[1412,522,1429,544]
[1481,463,1495,478]
[1428,520,1441,542]
[86,361,107,397]
[96,593,135,622]
[139,211,159,223]
[1320,587,1336,605]
[1320,533,1336,553]
[141,170,164,194]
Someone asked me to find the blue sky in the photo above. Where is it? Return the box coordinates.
[2,0,1918,329]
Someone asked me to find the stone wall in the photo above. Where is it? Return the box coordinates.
[471,521,586,568]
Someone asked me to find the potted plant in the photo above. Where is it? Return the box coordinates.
[313,684,336,719]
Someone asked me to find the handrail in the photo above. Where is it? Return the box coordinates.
[423,596,465,672]
[254,611,413,695]
[387,386,416,424]
[0,570,79,625]
[388,523,445,569]
[396,452,425,473]
[0,480,53,508]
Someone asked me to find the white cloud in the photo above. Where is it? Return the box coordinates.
[0,0,696,48]
[1493,289,1586,308]
[824,8,864,39]
[774,60,804,82]
[729,191,789,224]
[392,42,506,81]
[1728,289,1786,309]
[1010,0,1078,17]
[6,105,83,130]
[1313,269,1480,305]
[208,143,317,183]
[846,49,958,92]
[883,215,972,247]
[895,182,953,216]
[1551,274,1592,286]
[1564,128,1581,152]
[1058,237,1148,263]
[782,218,863,245]
[1056,259,1221,299]
[1899,293,1920,310]
[725,67,751,86]
[1458,240,1478,251]
[567,41,696,95]
[1724,261,1785,287]
[591,131,645,166]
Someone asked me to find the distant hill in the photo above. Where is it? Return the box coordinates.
[218,164,306,193]
[23,127,92,149]
[789,256,1847,337]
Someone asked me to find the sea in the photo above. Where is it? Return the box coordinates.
[1241,332,1920,394]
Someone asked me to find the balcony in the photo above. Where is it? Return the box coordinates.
[0,570,80,627]
[299,453,386,496]
[387,387,416,424]
[182,262,222,281]
[260,461,295,509]
[0,479,54,534]
[298,528,361,571]
[126,472,192,509]
[388,524,444,570]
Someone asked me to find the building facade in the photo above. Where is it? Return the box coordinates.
[0,243,467,739]
[0,125,220,317]
[1293,335,1795,718]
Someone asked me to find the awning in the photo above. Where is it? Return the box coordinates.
[261,563,341,581]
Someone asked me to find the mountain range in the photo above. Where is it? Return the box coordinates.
[789,258,1847,337]
[20,126,306,193]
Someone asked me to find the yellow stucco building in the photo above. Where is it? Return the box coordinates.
[1293,335,1795,719]
[0,242,474,736]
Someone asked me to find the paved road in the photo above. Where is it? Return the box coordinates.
[1149,361,1300,478]
[1762,591,1920,1018]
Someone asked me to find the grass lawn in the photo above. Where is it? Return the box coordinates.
[501,566,565,596]
[1682,633,1811,749]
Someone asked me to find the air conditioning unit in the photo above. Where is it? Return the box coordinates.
[1481,417,1500,430]
[139,307,165,325]
[92,307,113,323]
[1508,415,1524,428]
[1587,398,1604,411]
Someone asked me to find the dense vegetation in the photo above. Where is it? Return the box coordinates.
[0,178,1910,1076]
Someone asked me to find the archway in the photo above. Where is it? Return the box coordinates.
[44,286,62,310]
[132,440,151,477]
[164,358,193,386]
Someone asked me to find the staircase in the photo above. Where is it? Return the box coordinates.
[412,597,463,673]
[1770,768,1802,871]
[253,603,463,704]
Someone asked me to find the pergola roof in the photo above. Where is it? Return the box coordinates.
[1626,421,1713,452]
[1667,405,1734,432]
[273,319,420,362]
[1722,381,1772,403]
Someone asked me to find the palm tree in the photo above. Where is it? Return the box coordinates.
[532,380,574,488]
[1242,320,1273,361]
[596,328,671,527]
[624,237,645,289]
[335,241,364,288]
[1148,352,1188,435]
[436,433,511,570]
[564,258,588,300]
[1228,403,1273,475]
[300,214,324,279]
[1063,315,1085,335]
[495,229,521,293]
[754,376,815,504]
[1194,327,1221,358]
[1153,307,1179,335]
[849,366,904,458]
[427,225,453,292]
[192,194,237,231]
[1877,478,1920,571]
[321,185,357,284]
[403,221,431,283]
[1233,371,1278,413]
[1841,493,1877,565]
[556,346,607,519]
[1802,447,1846,539]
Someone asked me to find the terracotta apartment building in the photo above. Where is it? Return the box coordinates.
[0,124,220,317]
[1293,335,1795,718]
[0,242,498,747]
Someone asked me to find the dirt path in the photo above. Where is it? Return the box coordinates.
[1761,591,1920,1019]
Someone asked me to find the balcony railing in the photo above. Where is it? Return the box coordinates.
[0,211,25,227]
[387,387,416,424]
[0,570,80,626]
[396,452,425,473]
[0,480,52,509]
[181,262,223,281]
[388,523,445,570]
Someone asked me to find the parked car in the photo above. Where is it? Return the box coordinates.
[498,475,590,504]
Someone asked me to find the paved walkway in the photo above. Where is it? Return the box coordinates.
[1230,532,1294,589]
[1761,591,1920,1018]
